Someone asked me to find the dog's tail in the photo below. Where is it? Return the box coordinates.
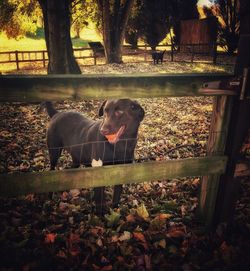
[39,101,58,118]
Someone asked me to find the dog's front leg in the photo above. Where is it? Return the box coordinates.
[93,187,106,215]
[113,184,123,208]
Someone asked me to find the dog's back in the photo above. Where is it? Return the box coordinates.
[45,104,100,168]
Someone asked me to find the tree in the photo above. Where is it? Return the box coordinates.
[0,0,40,38]
[71,0,97,38]
[169,0,199,46]
[125,0,171,50]
[125,0,143,49]
[125,0,199,50]
[203,0,239,55]
[38,0,81,74]
[96,0,135,63]
[139,0,171,50]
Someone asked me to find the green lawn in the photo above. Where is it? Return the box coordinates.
[0,23,101,52]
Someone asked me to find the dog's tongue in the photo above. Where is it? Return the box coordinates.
[105,126,125,144]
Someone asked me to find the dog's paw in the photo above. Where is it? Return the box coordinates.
[91,158,103,167]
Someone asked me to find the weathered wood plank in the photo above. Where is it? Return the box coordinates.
[198,96,233,228]
[0,156,227,197]
[234,161,250,177]
[0,73,233,102]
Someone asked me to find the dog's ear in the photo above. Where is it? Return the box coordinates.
[131,101,145,121]
[98,100,107,117]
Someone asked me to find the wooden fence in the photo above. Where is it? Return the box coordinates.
[0,43,219,71]
[0,72,249,230]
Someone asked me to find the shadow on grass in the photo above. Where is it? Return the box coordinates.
[26,28,92,48]
[26,27,45,40]
[72,37,92,48]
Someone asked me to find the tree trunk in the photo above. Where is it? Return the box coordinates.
[98,0,134,64]
[38,0,81,74]
[125,30,138,49]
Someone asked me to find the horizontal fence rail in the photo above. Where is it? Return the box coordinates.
[0,73,234,102]
[0,156,227,197]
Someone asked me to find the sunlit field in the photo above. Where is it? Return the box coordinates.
[0,33,46,52]
[0,22,101,52]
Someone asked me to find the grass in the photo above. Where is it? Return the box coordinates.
[0,23,101,52]
[0,33,46,52]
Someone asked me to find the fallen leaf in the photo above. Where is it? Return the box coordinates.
[101,265,113,271]
[136,204,149,219]
[96,238,103,247]
[119,231,132,241]
[154,239,167,249]
[167,230,186,239]
[69,189,80,198]
[133,232,147,243]
[126,214,136,222]
[57,250,67,258]
[45,233,56,243]
[157,213,172,220]
[105,210,121,228]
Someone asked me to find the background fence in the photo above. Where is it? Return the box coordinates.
[0,43,236,71]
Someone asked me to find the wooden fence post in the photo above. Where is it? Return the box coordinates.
[171,44,174,62]
[213,43,217,64]
[94,52,97,65]
[198,95,233,228]
[15,50,19,70]
[191,44,194,63]
[144,45,147,62]
[42,51,46,67]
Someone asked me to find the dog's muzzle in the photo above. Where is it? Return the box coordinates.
[101,125,126,144]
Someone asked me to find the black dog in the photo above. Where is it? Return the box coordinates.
[152,50,166,64]
[45,99,145,213]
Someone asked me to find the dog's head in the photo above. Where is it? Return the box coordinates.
[98,99,145,144]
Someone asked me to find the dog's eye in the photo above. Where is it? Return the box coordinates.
[130,104,137,111]
[115,110,124,117]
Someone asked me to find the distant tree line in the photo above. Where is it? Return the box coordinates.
[0,0,240,74]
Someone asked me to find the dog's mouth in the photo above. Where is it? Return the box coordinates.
[104,125,126,144]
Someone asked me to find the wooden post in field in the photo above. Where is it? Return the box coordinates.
[144,45,147,62]
[94,52,97,65]
[170,44,174,62]
[191,44,194,63]
[15,50,19,70]
[213,43,217,64]
[42,51,46,67]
